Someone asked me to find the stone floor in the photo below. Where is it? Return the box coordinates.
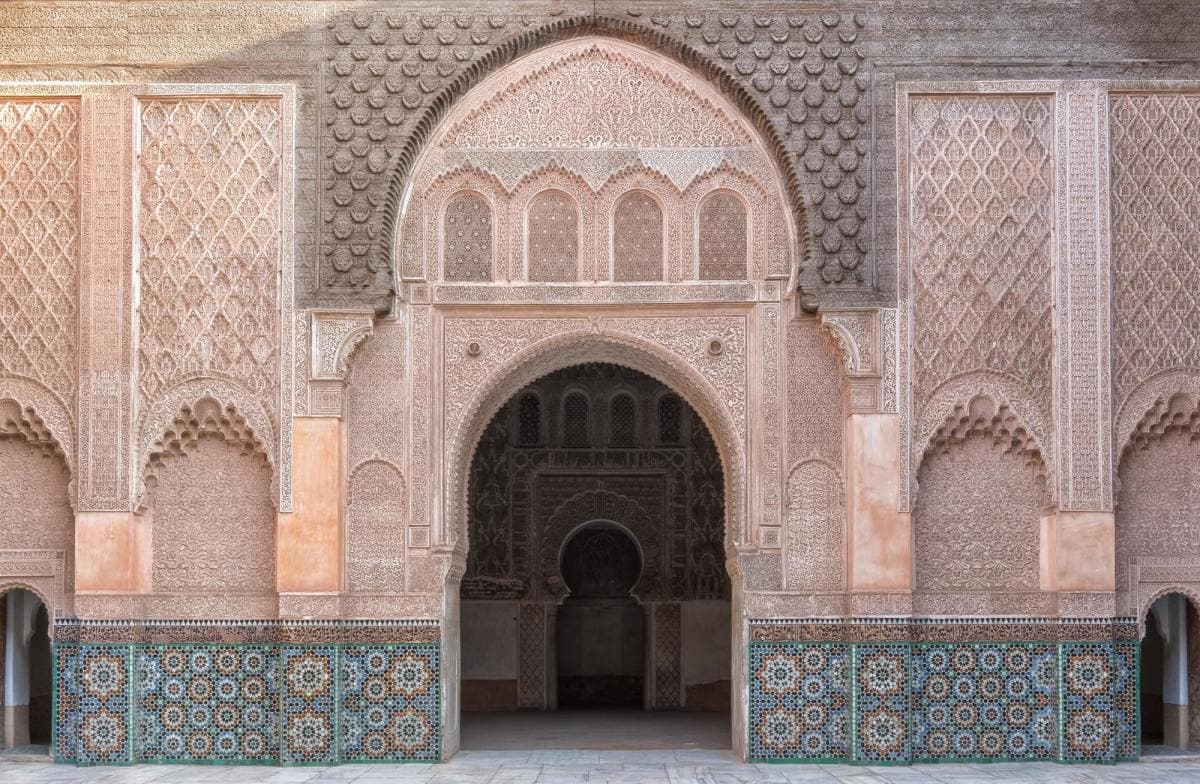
[461,711,730,750]
[2,753,1200,784]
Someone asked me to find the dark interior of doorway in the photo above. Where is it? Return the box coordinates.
[459,363,732,750]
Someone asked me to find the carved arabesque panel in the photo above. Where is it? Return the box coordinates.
[442,192,493,282]
[907,95,1054,417]
[698,191,748,281]
[444,43,750,149]
[784,461,844,593]
[1111,93,1200,412]
[137,96,281,420]
[345,319,407,469]
[786,316,844,467]
[0,99,79,414]
[914,396,1047,602]
[526,189,580,282]
[149,433,276,600]
[346,460,407,594]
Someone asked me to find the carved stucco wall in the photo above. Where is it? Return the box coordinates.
[328,10,860,303]
[0,98,78,477]
[135,93,288,509]
[1116,396,1200,617]
[1110,92,1200,616]
[148,435,277,617]
[1111,93,1200,417]
[906,93,1054,440]
[0,437,74,595]
[778,316,846,606]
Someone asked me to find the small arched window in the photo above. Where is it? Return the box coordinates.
[562,392,590,448]
[443,192,492,281]
[609,394,637,447]
[517,393,542,446]
[698,190,747,280]
[657,394,683,446]
[613,190,664,282]
[527,190,579,282]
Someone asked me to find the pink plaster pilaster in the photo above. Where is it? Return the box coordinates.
[1042,511,1115,593]
[278,416,342,594]
[845,413,911,593]
[74,511,151,593]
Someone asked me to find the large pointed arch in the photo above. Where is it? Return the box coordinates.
[380,17,814,308]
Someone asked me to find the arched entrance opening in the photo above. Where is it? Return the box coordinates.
[458,363,732,750]
[0,588,51,754]
[1141,592,1200,752]
[556,522,644,708]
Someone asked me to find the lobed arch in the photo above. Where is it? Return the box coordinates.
[0,582,57,630]
[1114,370,1200,468]
[543,490,657,603]
[912,372,1054,507]
[445,330,748,566]
[1139,586,1200,640]
[136,389,275,511]
[0,378,74,479]
[385,26,814,306]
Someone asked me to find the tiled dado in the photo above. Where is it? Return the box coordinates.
[748,621,1138,765]
[52,623,441,766]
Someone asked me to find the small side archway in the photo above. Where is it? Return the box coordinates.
[0,585,52,751]
[1140,589,1200,751]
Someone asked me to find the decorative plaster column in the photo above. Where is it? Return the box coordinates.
[1045,83,1116,614]
[280,309,373,617]
[73,88,149,602]
[822,308,910,615]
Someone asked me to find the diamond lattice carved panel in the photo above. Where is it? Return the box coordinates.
[908,95,1054,411]
[0,99,79,405]
[137,97,281,407]
[1111,93,1200,409]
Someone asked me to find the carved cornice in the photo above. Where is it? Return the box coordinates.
[303,309,376,418]
[819,308,884,413]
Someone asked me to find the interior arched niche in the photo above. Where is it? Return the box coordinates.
[1117,394,1200,617]
[395,36,797,285]
[0,400,73,595]
[912,395,1049,616]
[142,400,276,617]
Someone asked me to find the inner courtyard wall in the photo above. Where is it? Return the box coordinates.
[0,0,1197,767]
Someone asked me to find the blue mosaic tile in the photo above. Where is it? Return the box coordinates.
[281,646,337,765]
[340,644,440,762]
[912,643,1056,761]
[748,643,849,761]
[1113,642,1138,762]
[1059,642,1140,763]
[54,644,131,765]
[134,645,279,763]
[852,644,909,763]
